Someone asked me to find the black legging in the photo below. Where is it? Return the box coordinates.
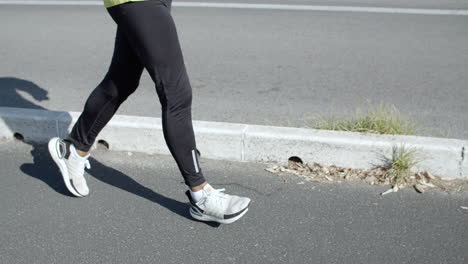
[66,0,206,187]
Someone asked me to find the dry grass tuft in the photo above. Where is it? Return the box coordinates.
[313,103,416,135]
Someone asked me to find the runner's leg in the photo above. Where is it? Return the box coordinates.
[66,27,144,152]
[107,1,206,187]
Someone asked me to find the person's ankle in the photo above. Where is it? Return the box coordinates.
[190,181,208,192]
[76,149,89,158]
[190,182,212,202]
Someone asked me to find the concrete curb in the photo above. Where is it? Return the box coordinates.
[1,107,466,179]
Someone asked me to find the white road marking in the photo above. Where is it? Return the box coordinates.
[0,1,467,16]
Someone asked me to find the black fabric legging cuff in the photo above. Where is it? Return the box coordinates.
[66,0,206,187]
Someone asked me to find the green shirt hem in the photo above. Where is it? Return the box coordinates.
[104,0,147,8]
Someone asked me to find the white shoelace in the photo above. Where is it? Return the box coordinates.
[84,160,91,170]
[198,188,228,213]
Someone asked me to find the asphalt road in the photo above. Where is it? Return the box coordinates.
[15,0,468,9]
[1,1,467,139]
[1,140,467,263]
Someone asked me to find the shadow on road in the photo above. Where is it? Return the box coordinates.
[1,77,219,226]
[89,153,219,226]
[0,77,49,109]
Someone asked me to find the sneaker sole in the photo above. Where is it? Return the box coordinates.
[48,137,84,197]
[189,207,249,224]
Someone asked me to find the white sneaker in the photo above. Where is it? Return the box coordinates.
[48,137,91,197]
[186,185,251,224]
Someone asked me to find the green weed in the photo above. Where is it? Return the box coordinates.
[385,145,420,186]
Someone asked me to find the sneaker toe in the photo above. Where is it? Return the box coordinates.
[227,196,251,214]
[72,180,89,196]
[241,197,251,209]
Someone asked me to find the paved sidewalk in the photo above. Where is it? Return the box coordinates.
[1,140,467,263]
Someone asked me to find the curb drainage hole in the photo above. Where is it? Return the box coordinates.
[288,156,303,164]
[97,140,109,150]
[13,132,24,141]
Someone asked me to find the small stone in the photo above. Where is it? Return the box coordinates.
[420,181,436,188]
[441,177,456,181]
[414,183,428,193]
[364,176,377,185]
[324,175,333,182]
[306,162,316,170]
[297,167,307,172]
[422,171,436,180]
[288,160,301,170]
